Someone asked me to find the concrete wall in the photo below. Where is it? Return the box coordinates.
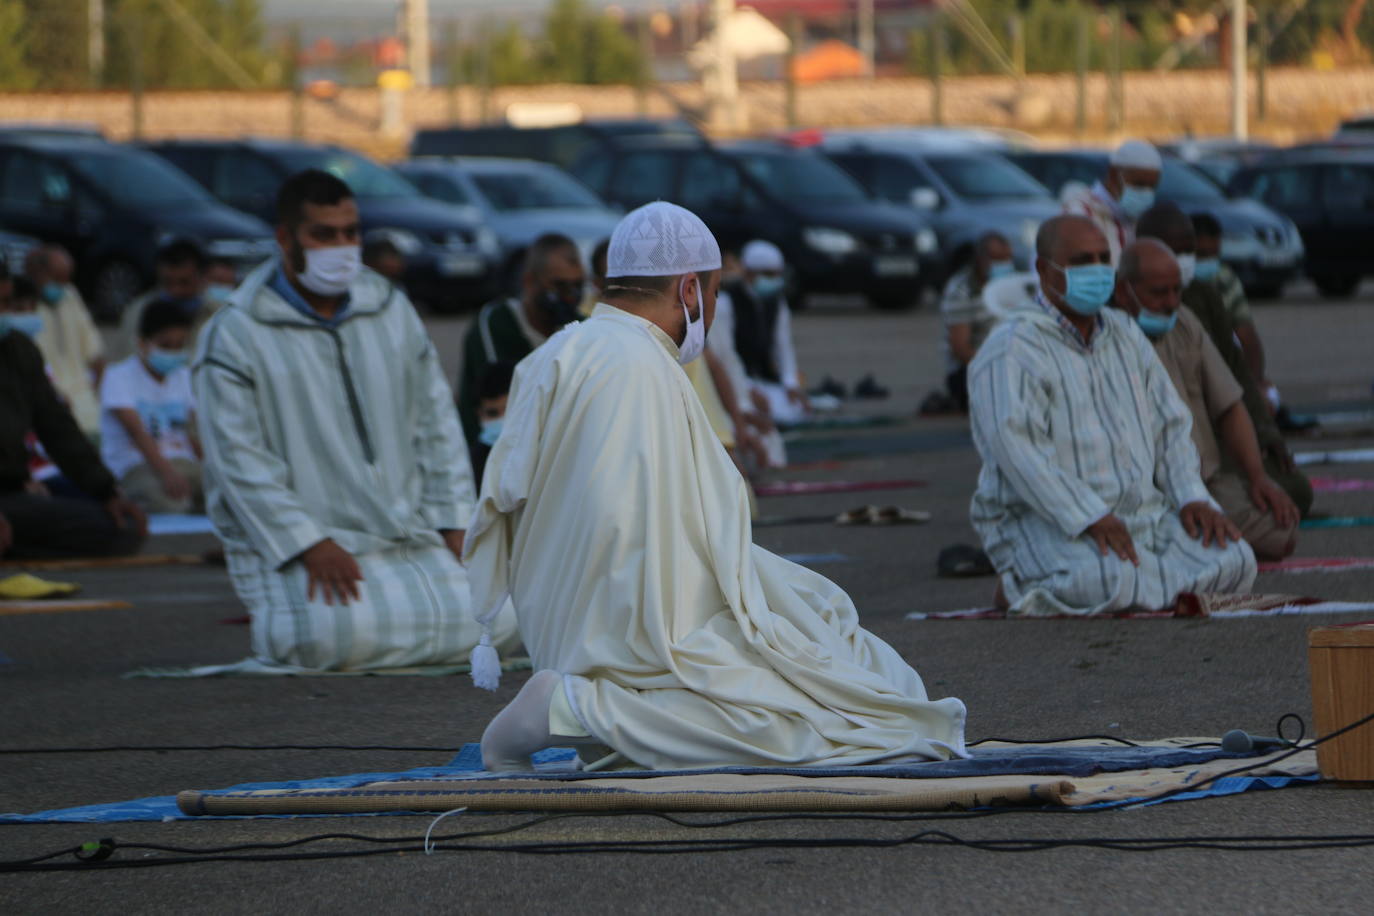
[3,66,1373,158]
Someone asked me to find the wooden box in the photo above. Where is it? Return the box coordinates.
[1308,622,1374,781]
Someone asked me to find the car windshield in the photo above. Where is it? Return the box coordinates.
[470,168,603,211]
[1160,160,1224,201]
[732,151,869,205]
[276,149,419,198]
[924,155,1049,201]
[67,149,214,207]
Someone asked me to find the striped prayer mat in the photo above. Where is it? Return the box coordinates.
[1310,477,1374,493]
[907,594,1374,621]
[755,479,925,497]
[1258,557,1374,574]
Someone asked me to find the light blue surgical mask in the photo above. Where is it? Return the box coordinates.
[478,418,504,447]
[1049,262,1116,316]
[1194,257,1221,283]
[146,347,188,376]
[1119,185,1156,219]
[0,312,45,339]
[1135,308,1178,340]
[751,274,784,299]
[40,282,64,305]
[986,260,1016,281]
[205,283,235,302]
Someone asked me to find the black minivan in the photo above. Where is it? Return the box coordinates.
[146,139,502,310]
[570,137,939,309]
[0,135,274,318]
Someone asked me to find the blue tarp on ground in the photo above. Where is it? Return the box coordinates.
[0,743,1317,823]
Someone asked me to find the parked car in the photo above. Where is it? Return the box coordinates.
[1162,138,1276,188]
[1228,147,1374,297]
[0,135,274,318]
[1005,149,1304,297]
[145,139,501,310]
[819,138,1059,284]
[570,136,939,309]
[396,157,619,291]
[410,119,702,172]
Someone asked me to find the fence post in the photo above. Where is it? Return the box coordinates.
[477,18,492,124]
[928,16,944,126]
[287,25,304,140]
[445,21,462,124]
[1108,6,1123,132]
[785,13,800,127]
[636,13,653,116]
[128,14,145,140]
[1009,13,1025,80]
[1075,9,1088,134]
[1257,4,1269,123]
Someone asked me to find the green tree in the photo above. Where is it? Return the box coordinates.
[466,1,645,88]
[0,0,36,89]
[103,0,272,90]
[19,0,86,89]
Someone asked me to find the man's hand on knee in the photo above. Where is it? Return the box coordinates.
[1180,502,1242,548]
[1248,475,1300,529]
[302,538,364,605]
[103,495,148,539]
[1086,514,1138,566]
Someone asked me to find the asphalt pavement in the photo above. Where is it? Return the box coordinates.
[3,289,1374,913]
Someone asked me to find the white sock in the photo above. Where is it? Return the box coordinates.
[480,670,601,772]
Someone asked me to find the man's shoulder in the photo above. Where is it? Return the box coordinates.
[0,329,43,370]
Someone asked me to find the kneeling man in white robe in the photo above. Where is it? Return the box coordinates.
[969,215,1256,617]
[465,202,967,771]
[194,169,517,671]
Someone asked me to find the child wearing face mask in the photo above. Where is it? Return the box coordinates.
[98,299,204,514]
[470,361,515,490]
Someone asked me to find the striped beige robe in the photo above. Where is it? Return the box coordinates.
[968,298,1255,616]
[193,261,517,671]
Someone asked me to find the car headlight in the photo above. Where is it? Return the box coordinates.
[375,228,424,256]
[916,228,938,254]
[1219,232,1256,260]
[803,227,859,255]
[476,227,501,255]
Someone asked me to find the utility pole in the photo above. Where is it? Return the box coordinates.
[1231,0,1248,140]
[857,0,875,77]
[707,0,742,132]
[88,0,105,87]
[403,0,432,88]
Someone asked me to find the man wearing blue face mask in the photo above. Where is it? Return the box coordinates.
[26,245,104,437]
[1062,140,1162,267]
[968,216,1255,617]
[938,232,1014,412]
[716,240,809,427]
[1112,240,1298,561]
[99,300,202,514]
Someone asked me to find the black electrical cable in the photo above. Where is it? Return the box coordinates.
[0,743,461,755]
[3,710,1369,873]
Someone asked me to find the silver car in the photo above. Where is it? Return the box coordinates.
[396,157,620,291]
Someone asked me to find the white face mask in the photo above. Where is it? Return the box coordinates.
[299,244,361,297]
[1176,253,1197,288]
[677,276,706,365]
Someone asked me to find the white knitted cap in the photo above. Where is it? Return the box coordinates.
[741,239,785,271]
[1110,140,1162,171]
[606,201,722,278]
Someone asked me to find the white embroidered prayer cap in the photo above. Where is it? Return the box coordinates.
[606,201,722,278]
[1110,140,1162,172]
[741,239,785,272]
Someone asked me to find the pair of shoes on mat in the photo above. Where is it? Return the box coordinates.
[834,505,932,526]
[853,374,889,400]
[809,376,847,400]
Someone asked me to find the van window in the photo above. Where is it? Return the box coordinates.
[680,153,742,211]
[611,151,678,206]
[1321,164,1374,210]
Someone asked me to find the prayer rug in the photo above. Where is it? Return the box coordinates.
[0,740,1318,822]
[0,599,131,617]
[1295,448,1374,467]
[907,594,1374,620]
[780,415,899,433]
[0,554,204,571]
[1257,557,1374,574]
[147,514,218,536]
[1301,517,1374,529]
[755,479,925,497]
[1310,477,1374,493]
[124,656,534,679]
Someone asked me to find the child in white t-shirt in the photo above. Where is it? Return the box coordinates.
[99,299,203,513]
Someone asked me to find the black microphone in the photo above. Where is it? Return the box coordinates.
[1221,729,1290,754]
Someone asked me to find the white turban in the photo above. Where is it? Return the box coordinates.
[741,239,785,272]
[1110,140,1162,172]
[606,201,722,278]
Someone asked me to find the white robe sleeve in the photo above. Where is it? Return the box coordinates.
[773,299,800,391]
[408,315,476,531]
[969,339,1110,538]
[194,327,326,569]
